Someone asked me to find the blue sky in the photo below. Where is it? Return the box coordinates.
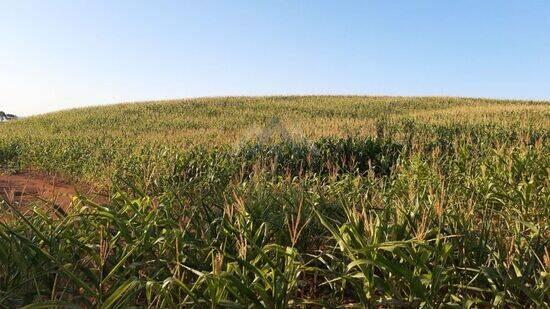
[1,1,549,116]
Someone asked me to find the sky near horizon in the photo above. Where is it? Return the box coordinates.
[1,1,549,116]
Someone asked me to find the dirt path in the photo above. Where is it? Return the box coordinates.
[0,171,105,213]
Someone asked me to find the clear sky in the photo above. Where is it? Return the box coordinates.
[1,1,549,116]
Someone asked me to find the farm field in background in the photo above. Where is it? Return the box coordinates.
[0,96,549,307]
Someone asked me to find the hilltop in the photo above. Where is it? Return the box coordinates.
[3,96,549,145]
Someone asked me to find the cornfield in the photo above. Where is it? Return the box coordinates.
[0,96,549,307]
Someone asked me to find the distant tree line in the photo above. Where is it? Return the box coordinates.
[0,111,17,121]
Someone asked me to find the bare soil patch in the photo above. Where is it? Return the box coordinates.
[0,171,105,213]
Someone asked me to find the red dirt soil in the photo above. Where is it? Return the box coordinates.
[0,171,104,213]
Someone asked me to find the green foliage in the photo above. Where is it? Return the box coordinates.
[0,96,549,307]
